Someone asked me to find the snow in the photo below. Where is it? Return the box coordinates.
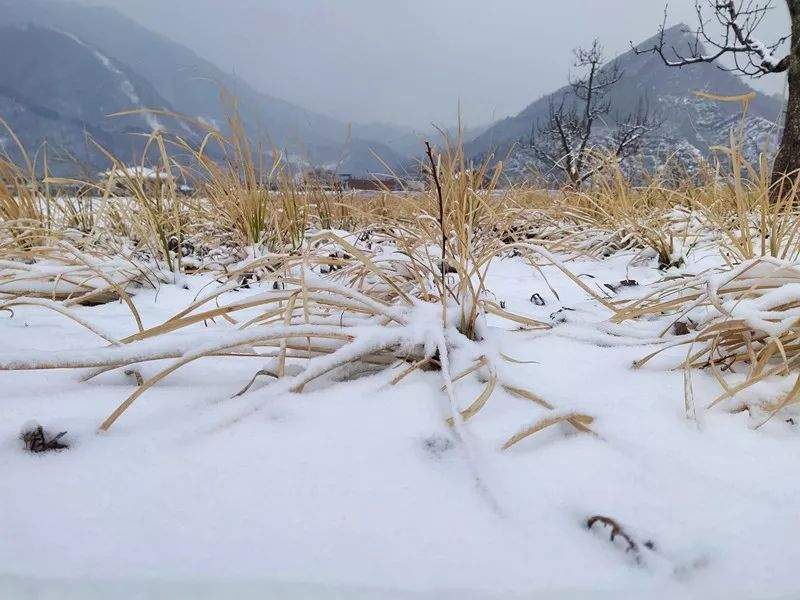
[52,29,163,133]
[2,248,800,599]
[747,36,778,71]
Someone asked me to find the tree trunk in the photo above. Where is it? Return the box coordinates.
[771,3,800,194]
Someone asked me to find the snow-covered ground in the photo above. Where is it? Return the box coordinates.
[2,248,800,599]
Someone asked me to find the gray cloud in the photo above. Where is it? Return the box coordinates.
[68,0,790,128]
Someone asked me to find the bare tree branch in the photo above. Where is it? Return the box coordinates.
[529,40,659,188]
[631,1,791,77]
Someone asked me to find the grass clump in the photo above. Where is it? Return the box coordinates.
[4,101,800,436]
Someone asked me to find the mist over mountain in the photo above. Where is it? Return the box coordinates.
[0,0,414,175]
[0,2,788,182]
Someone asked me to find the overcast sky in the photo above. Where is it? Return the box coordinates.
[73,0,789,129]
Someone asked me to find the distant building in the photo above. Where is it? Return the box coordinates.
[343,176,402,191]
[296,168,401,192]
[98,166,194,196]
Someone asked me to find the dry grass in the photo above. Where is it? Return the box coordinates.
[615,257,800,424]
[3,109,800,435]
[0,129,568,442]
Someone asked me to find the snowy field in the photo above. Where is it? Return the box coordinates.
[2,247,800,600]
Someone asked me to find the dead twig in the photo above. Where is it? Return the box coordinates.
[586,514,653,565]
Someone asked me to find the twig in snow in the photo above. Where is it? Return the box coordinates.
[20,422,69,453]
[586,515,655,565]
[424,141,447,316]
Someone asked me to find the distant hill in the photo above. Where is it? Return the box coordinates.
[466,25,785,183]
[0,24,196,173]
[0,0,408,175]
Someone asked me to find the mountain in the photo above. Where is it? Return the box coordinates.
[356,121,492,161]
[0,0,407,175]
[0,23,199,173]
[466,25,785,183]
